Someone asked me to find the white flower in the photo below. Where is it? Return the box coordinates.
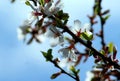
[45,25,64,47]
[45,25,59,37]
[27,11,38,23]
[36,34,46,43]
[17,20,32,40]
[59,48,78,61]
[58,48,78,71]
[42,1,62,16]
[58,58,76,71]
[85,71,94,81]
[50,36,64,47]
[71,20,92,36]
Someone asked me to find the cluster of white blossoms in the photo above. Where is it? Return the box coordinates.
[17,20,32,40]
[17,0,64,46]
[18,0,93,73]
[58,48,79,71]
[45,25,64,47]
[41,0,62,16]
[71,20,92,39]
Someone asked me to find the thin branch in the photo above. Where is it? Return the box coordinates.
[61,26,120,70]
[50,60,80,81]
[97,0,106,49]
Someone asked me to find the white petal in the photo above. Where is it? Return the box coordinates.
[27,12,37,23]
[82,23,90,32]
[37,34,46,43]
[17,28,25,40]
[69,50,78,62]
[49,36,64,47]
[50,37,59,47]
[71,20,81,34]
[74,20,81,31]
[58,58,68,68]
[45,28,55,37]
[59,48,70,58]
[58,36,64,45]
[85,71,94,81]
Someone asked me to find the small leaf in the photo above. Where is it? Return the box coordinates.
[70,66,80,75]
[94,6,99,15]
[39,0,45,6]
[57,10,69,21]
[100,50,105,55]
[89,50,94,56]
[103,15,110,22]
[62,13,69,20]
[70,66,76,73]
[102,10,110,15]
[41,49,53,61]
[51,72,61,79]
[25,1,31,6]
[108,42,113,53]
[81,32,93,41]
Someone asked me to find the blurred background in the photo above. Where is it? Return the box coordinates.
[0,0,120,81]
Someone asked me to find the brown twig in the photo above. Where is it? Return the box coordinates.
[97,0,106,49]
[60,26,120,70]
[50,60,80,81]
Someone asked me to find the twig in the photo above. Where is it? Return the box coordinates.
[61,26,120,70]
[97,0,106,49]
[50,60,80,81]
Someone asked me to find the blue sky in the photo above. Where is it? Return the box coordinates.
[0,0,120,81]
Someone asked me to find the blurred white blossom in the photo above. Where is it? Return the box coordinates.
[17,20,32,40]
[71,20,92,36]
[58,48,78,71]
[58,58,76,71]
[27,11,38,23]
[45,25,64,47]
[41,0,62,16]
[50,36,64,47]
[85,71,94,81]
[59,48,78,61]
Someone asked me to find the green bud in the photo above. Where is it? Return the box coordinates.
[51,72,61,79]
[25,1,31,6]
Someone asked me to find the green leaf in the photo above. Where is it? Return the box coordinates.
[41,49,53,61]
[62,13,69,20]
[70,66,80,75]
[81,32,93,41]
[57,10,69,20]
[25,1,31,6]
[94,2,100,15]
[103,15,110,22]
[55,17,63,27]
[70,66,76,73]
[51,72,61,79]
[108,42,114,53]
[94,6,99,15]
[89,50,94,56]
[100,50,105,55]
[39,0,45,6]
